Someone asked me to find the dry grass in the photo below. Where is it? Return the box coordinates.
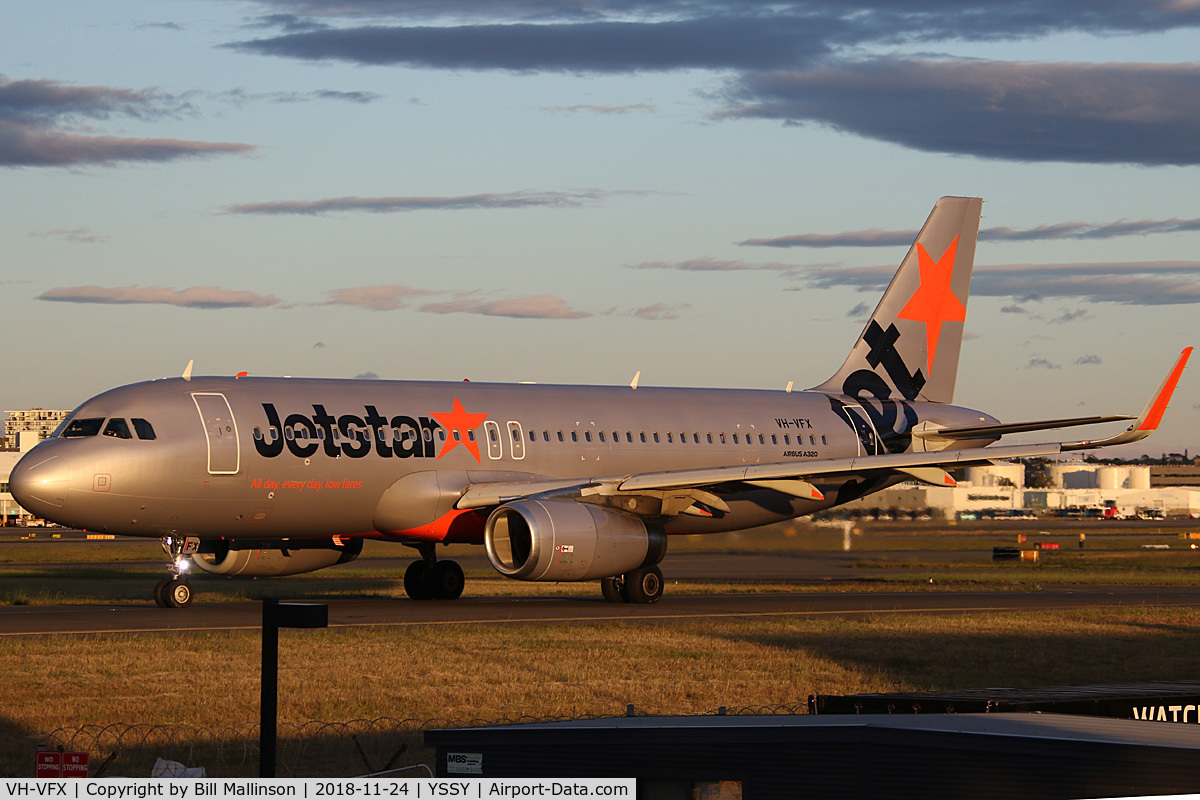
[4,607,1200,735]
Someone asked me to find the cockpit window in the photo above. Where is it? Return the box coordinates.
[103,418,132,439]
[131,418,156,440]
[61,418,105,438]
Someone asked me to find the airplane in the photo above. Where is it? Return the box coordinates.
[8,196,1192,608]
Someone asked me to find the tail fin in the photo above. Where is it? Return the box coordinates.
[813,196,982,404]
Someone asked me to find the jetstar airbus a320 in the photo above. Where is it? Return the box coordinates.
[9,197,1192,607]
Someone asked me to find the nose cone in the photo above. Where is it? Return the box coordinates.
[9,453,70,515]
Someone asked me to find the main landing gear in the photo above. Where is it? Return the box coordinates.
[599,565,664,604]
[154,536,194,608]
[403,543,465,600]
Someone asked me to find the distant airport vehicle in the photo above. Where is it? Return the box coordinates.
[8,198,1192,607]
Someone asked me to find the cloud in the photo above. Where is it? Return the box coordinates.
[227,17,833,73]
[225,189,630,215]
[541,103,655,114]
[355,371,380,380]
[313,341,326,348]
[741,228,916,249]
[418,294,591,319]
[1049,308,1089,324]
[743,214,1200,249]
[1000,305,1026,314]
[630,302,689,320]
[321,284,437,310]
[212,88,383,106]
[627,256,799,273]
[719,59,1200,165]
[794,261,1200,306]
[1026,358,1060,370]
[0,76,254,167]
[322,285,592,318]
[231,2,1200,74]
[38,285,281,309]
[1075,355,1103,365]
[29,227,108,244]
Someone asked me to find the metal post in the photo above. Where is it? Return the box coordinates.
[261,596,279,779]
[259,596,327,779]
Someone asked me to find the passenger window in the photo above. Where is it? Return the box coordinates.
[653,432,660,443]
[810,435,816,445]
[720,433,726,444]
[821,435,827,445]
[584,431,592,442]
[62,418,104,438]
[759,434,765,445]
[571,431,578,442]
[599,431,606,442]
[666,432,673,443]
[707,433,713,444]
[131,418,156,440]
[784,435,791,445]
[253,426,263,441]
[626,432,633,443]
[733,433,739,444]
[543,431,550,441]
[103,418,132,439]
[557,431,564,442]
[640,432,647,443]
[693,433,700,444]
[772,434,778,445]
[613,432,619,442]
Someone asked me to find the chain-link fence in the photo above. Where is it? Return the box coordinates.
[25,703,809,778]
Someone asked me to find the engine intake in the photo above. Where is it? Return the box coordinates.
[189,537,363,577]
[484,499,665,581]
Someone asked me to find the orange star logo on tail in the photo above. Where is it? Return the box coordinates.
[431,398,490,462]
[896,235,966,375]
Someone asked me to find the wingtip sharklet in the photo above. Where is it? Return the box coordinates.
[1063,347,1192,451]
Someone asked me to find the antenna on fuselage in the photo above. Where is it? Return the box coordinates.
[785,381,794,393]
[630,370,641,390]
[182,360,194,382]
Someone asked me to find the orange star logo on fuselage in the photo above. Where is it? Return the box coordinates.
[431,398,490,462]
[896,235,966,375]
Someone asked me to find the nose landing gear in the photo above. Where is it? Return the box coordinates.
[154,536,195,608]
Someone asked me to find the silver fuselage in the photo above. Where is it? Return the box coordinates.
[9,376,997,543]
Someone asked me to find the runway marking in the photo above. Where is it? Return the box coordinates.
[6,598,1199,636]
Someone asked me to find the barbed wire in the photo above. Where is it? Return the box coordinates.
[40,703,809,778]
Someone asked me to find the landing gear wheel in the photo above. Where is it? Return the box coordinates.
[404,560,435,600]
[430,560,465,600]
[153,579,171,608]
[600,576,630,604]
[624,566,664,604]
[162,579,193,609]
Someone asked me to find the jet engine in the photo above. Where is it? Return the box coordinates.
[189,537,363,577]
[484,499,665,582]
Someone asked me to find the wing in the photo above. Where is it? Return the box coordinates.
[455,348,1191,518]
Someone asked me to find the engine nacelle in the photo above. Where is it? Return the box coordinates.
[484,499,665,582]
[189,537,363,577]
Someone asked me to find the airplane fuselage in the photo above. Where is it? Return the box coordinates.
[13,376,999,543]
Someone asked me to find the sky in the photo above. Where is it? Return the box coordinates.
[3,0,1199,457]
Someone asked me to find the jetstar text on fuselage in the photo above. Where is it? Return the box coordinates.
[254,403,452,459]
